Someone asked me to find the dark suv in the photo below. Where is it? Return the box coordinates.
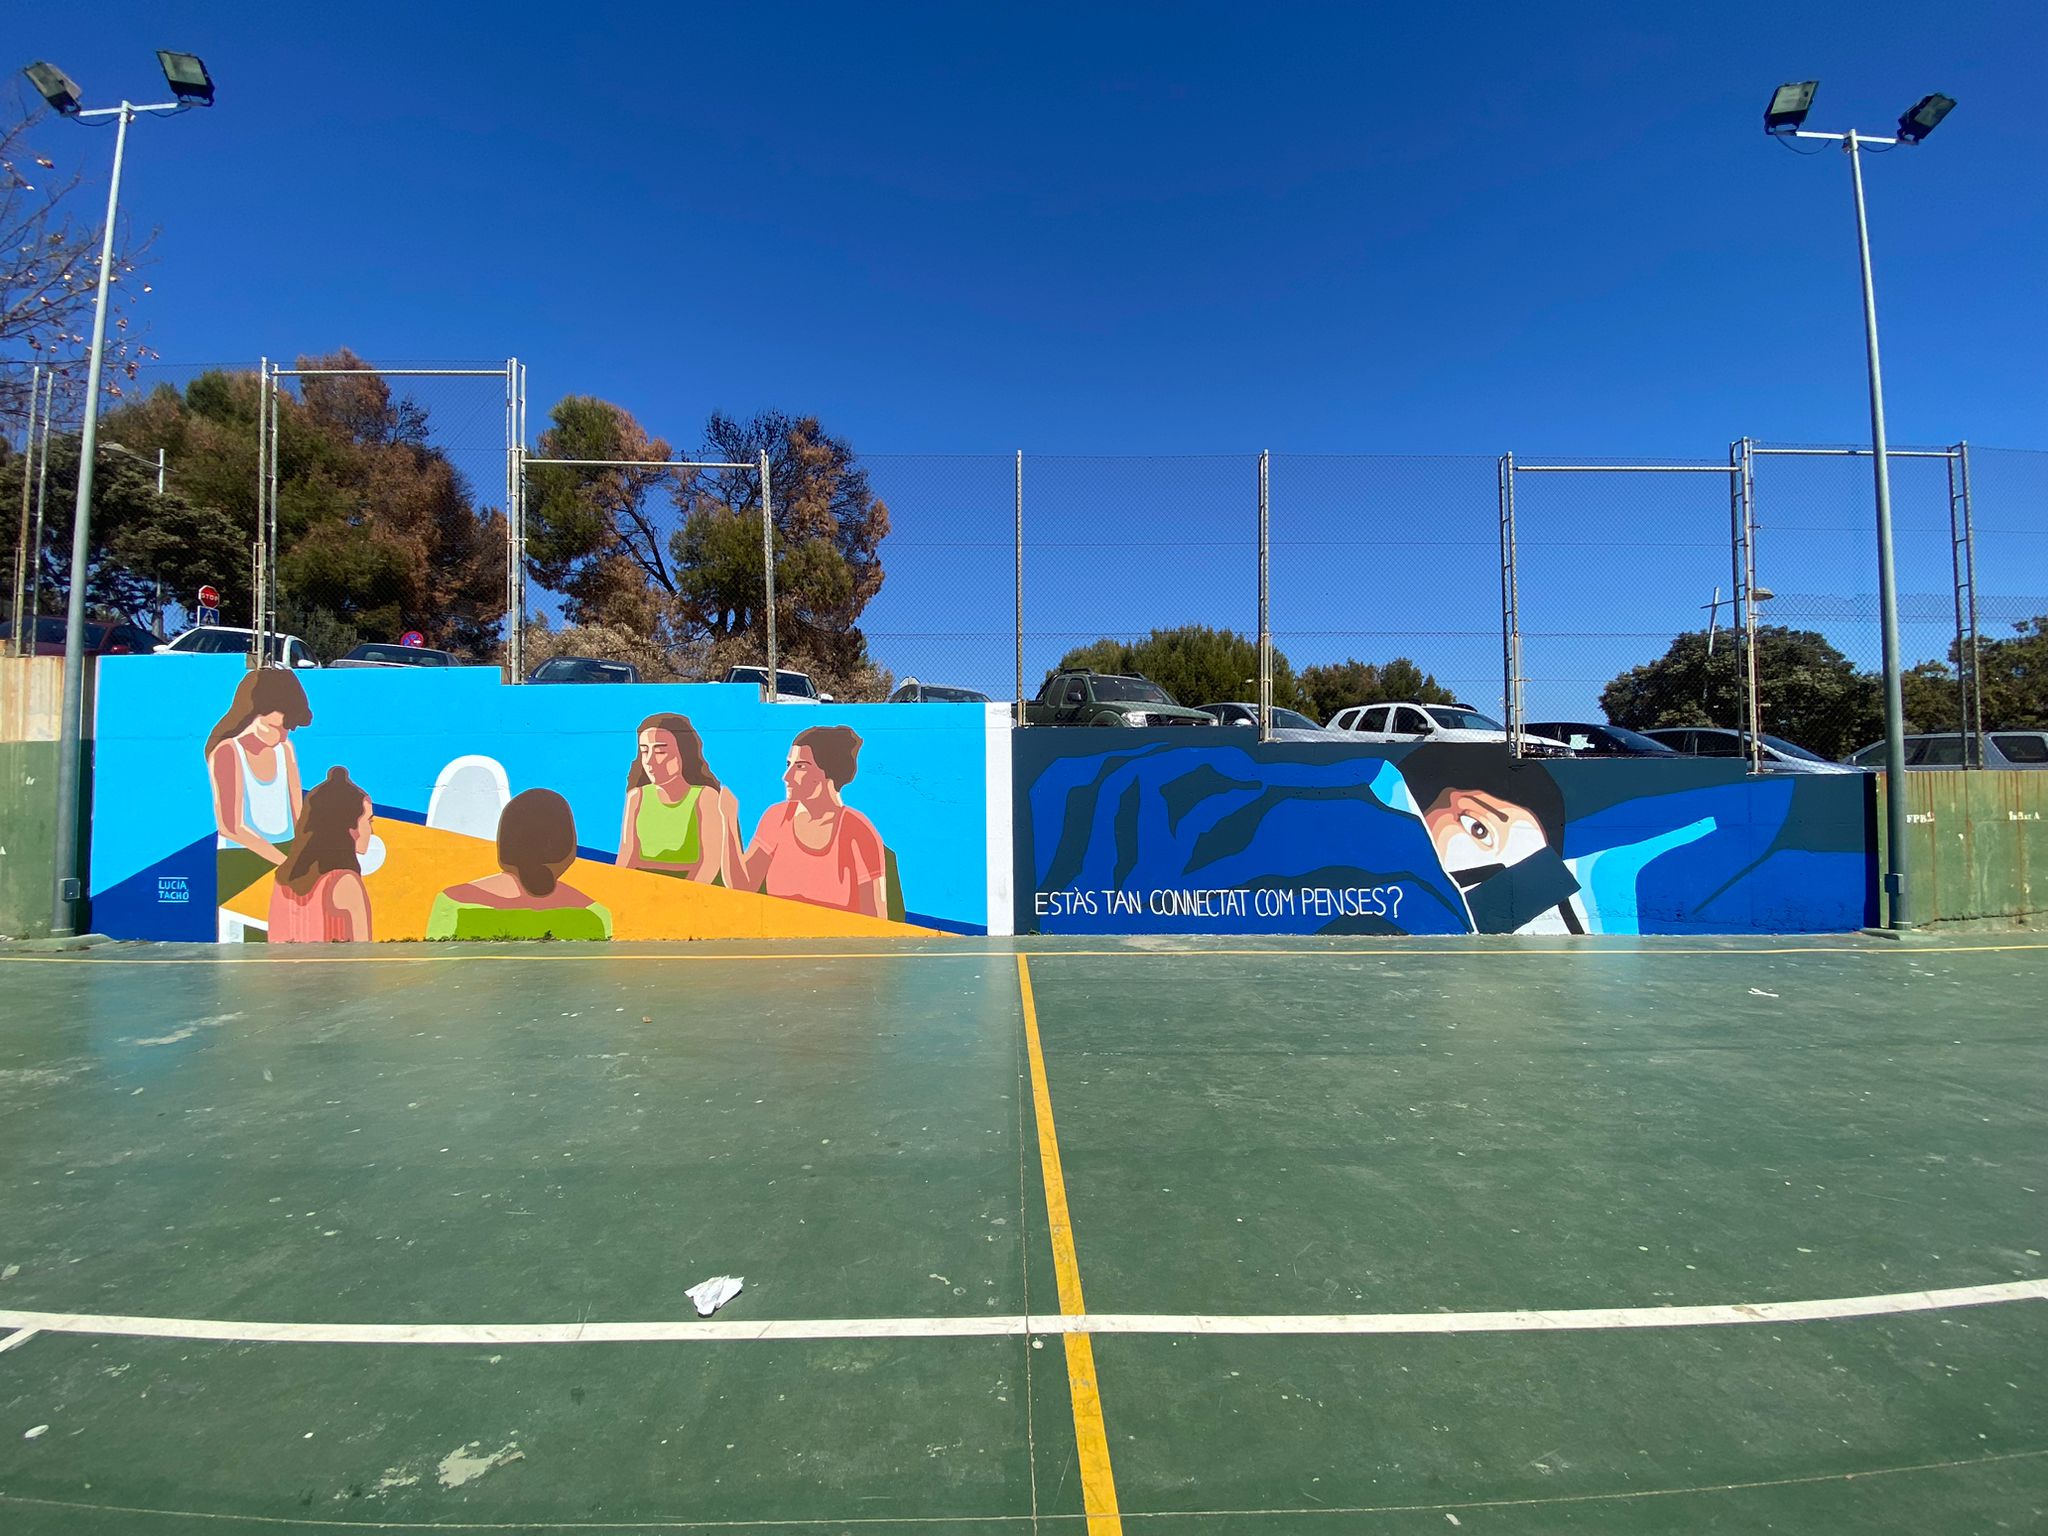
[1024,669,1217,728]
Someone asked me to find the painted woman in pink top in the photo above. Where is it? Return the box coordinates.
[267,767,374,943]
[735,725,887,917]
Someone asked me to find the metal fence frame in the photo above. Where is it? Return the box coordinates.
[7,364,64,655]
[255,359,523,669]
[1751,441,1983,765]
[1500,454,1756,765]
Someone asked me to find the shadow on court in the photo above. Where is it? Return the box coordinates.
[0,935,2043,1531]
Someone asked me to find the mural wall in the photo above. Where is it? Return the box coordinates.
[91,657,1012,942]
[1014,733,1874,935]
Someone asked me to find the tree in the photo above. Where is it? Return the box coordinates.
[523,400,893,679]
[1052,626,1307,711]
[1599,626,1881,760]
[1903,614,2048,733]
[1296,657,1457,722]
[2,106,157,430]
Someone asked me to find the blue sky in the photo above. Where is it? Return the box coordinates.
[14,1,2047,711]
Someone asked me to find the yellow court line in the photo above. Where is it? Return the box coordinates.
[7,939,2048,966]
[1018,953,1123,1535]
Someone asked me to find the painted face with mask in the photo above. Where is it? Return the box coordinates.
[1420,787,1551,887]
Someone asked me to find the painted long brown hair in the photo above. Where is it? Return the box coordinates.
[204,669,313,760]
[276,767,366,897]
[625,713,722,791]
[497,788,578,897]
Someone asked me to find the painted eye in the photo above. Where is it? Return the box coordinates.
[1459,813,1493,846]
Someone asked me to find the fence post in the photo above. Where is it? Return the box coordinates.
[761,448,777,701]
[1257,450,1271,741]
[9,363,37,651]
[26,370,55,652]
[1732,437,1761,772]
[254,357,269,663]
[1497,454,1522,757]
[1014,449,1024,727]
[1949,440,1983,767]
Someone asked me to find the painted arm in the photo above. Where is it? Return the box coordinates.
[617,788,642,868]
[331,872,372,943]
[209,742,288,865]
[733,807,781,893]
[850,819,886,918]
[689,794,728,884]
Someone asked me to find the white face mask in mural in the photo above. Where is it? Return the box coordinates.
[1422,790,1550,887]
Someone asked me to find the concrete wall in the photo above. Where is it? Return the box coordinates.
[1014,731,1876,936]
[1880,771,2047,929]
[0,657,88,940]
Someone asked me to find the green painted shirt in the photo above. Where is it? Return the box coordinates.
[426,893,614,942]
[634,784,704,866]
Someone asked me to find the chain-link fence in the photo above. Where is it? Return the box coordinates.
[11,353,2046,758]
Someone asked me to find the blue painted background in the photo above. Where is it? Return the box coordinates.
[1013,733,1875,936]
[90,656,997,939]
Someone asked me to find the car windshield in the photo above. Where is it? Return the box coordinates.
[1425,706,1502,731]
[175,629,255,655]
[535,658,631,682]
[1533,723,1676,754]
[1092,677,1173,705]
[348,644,447,666]
[922,685,989,703]
[1268,708,1322,731]
[1760,734,1827,763]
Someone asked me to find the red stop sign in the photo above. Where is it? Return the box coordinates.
[197,585,220,609]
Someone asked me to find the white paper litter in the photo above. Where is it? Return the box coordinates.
[23,1424,49,1440]
[1748,987,1780,998]
[687,1275,744,1316]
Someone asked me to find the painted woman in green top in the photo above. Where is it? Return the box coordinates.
[616,713,738,884]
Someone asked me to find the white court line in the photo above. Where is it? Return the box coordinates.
[0,1328,39,1354]
[1,1279,2042,1349]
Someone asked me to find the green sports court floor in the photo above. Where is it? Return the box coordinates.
[0,934,2044,1533]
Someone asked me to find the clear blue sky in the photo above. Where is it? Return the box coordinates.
[15,1,2048,709]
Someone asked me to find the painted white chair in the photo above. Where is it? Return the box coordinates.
[427,755,511,841]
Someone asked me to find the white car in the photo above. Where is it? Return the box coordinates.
[1326,701,1574,756]
[723,665,832,703]
[157,626,318,669]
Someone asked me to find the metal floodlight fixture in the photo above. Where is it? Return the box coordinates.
[1764,79,1818,134]
[1752,585,1776,602]
[1896,92,1955,144]
[157,50,214,105]
[23,60,84,115]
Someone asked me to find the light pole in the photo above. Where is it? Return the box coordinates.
[23,51,214,937]
[1765,81,1954,931]
[102,440,169,630]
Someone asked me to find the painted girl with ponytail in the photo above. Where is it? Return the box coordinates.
[267,767,374,942]
[427,788,613,941]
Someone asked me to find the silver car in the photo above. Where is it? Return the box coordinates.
[1846,732,2048,770]
[1640,727,1858,774]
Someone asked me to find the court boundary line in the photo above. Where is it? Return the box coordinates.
[5,938,2048,966]
[0,1445,2041,1530]
[1018,952,1124,1534]
[1,1278,2041,1349]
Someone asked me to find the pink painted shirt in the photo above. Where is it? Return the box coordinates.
[268,869,359,943]
[756,803,883,913]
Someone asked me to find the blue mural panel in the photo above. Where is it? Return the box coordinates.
[91,657,1008,943]
[1013,733,1874,936]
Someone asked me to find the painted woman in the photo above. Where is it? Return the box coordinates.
[268,767,374,942]
[616,713,736,884]
[204,668,313,904]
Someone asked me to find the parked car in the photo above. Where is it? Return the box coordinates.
[1638,727,1857,773]
[1326,701,1574,756]
[157,625,319,669]
[724,665,830,702]
[1525,721,1681,758]
[529,655,641,684]
[1845,731,2048,770]
[1025,669,1216,728]
[331,642,456,669]
[889,677,992,704]
[1198,702,1332,741]
[1,616,163,657]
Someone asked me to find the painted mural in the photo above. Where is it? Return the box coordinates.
[1014,734,1873,935]
[91,655,1011,942]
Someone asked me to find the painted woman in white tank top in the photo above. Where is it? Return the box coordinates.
[205,669,312,867]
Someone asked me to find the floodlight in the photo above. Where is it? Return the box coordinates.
[1751,586,1775,602]
[157,50,214,105]
[23,61,83,116]
[1764,80,1818,134]
[1896,93,1954,144]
